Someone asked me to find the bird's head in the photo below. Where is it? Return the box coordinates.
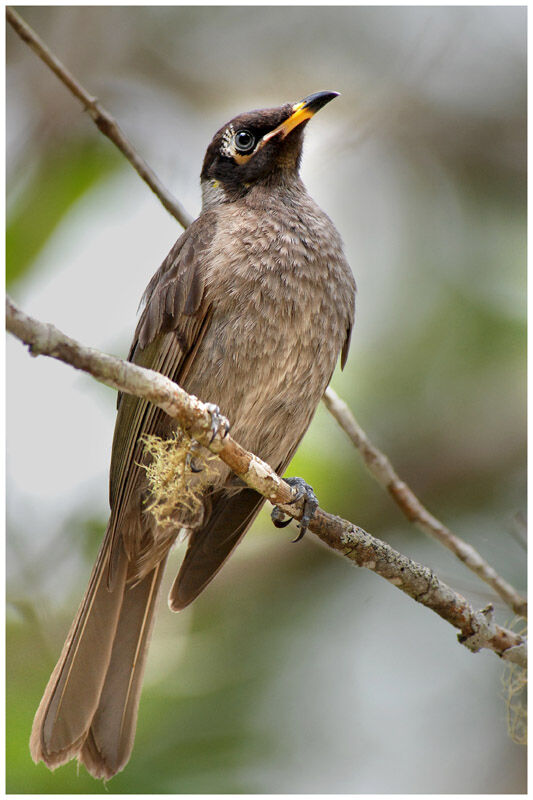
[200,91,339,203]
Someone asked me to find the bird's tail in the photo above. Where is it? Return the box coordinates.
[30,529,166,780]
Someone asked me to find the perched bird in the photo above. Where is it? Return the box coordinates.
[30,91,356,779]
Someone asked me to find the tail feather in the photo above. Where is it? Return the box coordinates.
[30,531,165,780]
[31,489,265,777]
[79,559,166,778]
[30,532,128,770]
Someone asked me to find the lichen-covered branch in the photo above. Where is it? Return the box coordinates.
[6,6,193,230]
[323,387,527,620]
[6,296,526,669]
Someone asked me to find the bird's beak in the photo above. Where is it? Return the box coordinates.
[263,91,340,142]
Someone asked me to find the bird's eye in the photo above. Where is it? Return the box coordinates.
[234,129,255,154]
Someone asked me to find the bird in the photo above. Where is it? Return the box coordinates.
[30,91,356,780]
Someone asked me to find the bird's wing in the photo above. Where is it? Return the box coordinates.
[107,211,218,580]
[169,487,266,610]
[341,320,353,369]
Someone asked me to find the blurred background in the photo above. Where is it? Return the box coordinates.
[6,5,526,794]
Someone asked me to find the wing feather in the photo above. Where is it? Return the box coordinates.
[107,212,217,580]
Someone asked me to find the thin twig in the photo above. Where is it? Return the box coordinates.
[6,295,526,669]
[323,387,527,619]
[6,6,193,229]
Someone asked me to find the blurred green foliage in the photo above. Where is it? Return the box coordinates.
[7,140,121,286]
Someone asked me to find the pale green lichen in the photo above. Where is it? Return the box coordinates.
[140,430,218,530]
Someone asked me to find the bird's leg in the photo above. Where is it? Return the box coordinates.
[271,477,319,542]
[204,403,231,444]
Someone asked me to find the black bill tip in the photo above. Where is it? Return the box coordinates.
[299,91,340,114]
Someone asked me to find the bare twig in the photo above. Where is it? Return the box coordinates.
[6,295,526,668]
[6,6,193,229]
[323,387,527,619]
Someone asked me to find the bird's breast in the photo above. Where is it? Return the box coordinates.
[183,200,353,463]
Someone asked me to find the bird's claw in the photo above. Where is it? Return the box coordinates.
[185,452,204,473]
[270,477,319,542]
[205,403,230,444]
[271,506,293,528]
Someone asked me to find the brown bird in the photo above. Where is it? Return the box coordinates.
[30,91,356,780]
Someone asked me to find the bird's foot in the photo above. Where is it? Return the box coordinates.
[204,403,230,444]
[271,477,319,542]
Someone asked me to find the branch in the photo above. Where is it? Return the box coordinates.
[6,6,193,230]
[6,296,526,669]
[323,387,527,620]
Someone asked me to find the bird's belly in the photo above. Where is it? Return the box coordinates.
[182,302,335,468]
